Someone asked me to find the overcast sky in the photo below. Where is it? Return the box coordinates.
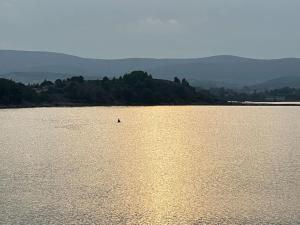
[0,0,300,59]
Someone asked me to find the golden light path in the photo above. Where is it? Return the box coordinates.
[0,106,299,224]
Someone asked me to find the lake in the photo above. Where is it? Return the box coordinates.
[0,106,299,225]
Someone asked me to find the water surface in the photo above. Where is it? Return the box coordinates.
[0,106,299,225]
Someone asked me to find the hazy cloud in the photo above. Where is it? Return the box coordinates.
[143,17,179,26]
[118,17,181,34]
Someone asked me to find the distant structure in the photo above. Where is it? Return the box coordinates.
[117,118,121,123]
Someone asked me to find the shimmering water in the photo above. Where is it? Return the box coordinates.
[0,106,299,225]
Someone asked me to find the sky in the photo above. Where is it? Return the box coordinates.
[0,0,300,59]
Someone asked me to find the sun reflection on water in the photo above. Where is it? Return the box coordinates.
[0,106,299,224]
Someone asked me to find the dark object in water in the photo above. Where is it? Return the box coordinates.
[117,118,121,123]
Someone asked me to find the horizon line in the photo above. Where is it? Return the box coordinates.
[1,49,299,61]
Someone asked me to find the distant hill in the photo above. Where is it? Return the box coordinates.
[1,50,300,86]
[249,76,300,91]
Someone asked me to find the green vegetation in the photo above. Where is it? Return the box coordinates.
[0,78,37,105]
[0,71,218,107]
[1,71,299,108]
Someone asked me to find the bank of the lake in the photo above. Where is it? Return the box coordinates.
[0,71,221,108]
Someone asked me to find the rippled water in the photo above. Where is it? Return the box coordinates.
[0,106,299,225]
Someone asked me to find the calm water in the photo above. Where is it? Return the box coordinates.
[0,106,299,225]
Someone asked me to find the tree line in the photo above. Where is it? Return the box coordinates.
[1,71,299,107]
[0,71,218,107]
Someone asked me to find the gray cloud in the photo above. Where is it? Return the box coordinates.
[0,0,300,58]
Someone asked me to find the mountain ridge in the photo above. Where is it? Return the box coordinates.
[1,50,300,86]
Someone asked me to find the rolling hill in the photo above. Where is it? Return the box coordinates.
[1,50,300,87]
[249,76,300,90]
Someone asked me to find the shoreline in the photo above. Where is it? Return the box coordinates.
[1,102,300,109]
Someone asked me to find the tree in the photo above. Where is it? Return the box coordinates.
[40,80,53,87]
[102,76,110,82]
[55,79,63,87]
[181,78,190,87]
[174,77,181,84]
[69,76,84,83]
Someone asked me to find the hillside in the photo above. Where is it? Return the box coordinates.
[0,71,218,107]
[249,76,300,90]
[1,50,300,86]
